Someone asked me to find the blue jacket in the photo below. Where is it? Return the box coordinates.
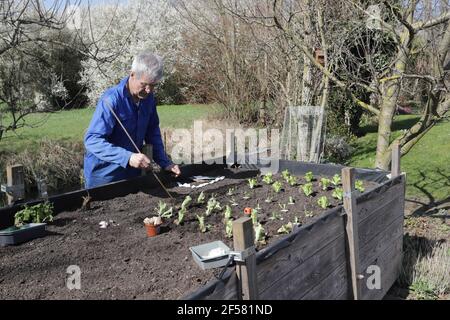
[83,76,171,188]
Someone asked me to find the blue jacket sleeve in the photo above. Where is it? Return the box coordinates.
[84,95,132,168]
[145,104,172,169]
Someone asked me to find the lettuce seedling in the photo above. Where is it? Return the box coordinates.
[262,172,274,184]
[305,171,314,182]
[301,183,313,197]
[269,212,282,221]
[251,208,258,225]
[175,207,186,225]
[206,196,222,216]
[355,180,365,193]
[229,197,239,206]
[287,175,297,186]
[14,201,54,226]
[320,178,331,190]
[277,222,293,234]
[225,219,233,238]
[248,178,258,189]
[272,181,282,193]
[196,214,208,233]
[288,196,295,205]
[223,205,232,221]
[332,187,344,201]
[304,210,314,218]
[155,201,173,218]
[317,196,330,209]
[227,187,235,196]
[253,223,266,244]
[331,174,341,186]
[242,191,251,200]
[278,203,288,212]
[281,169,290,181]
[197,191,206,204]
[181,195,192,210]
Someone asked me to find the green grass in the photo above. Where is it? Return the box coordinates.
[350,115,450,201]
[0,104,215,155]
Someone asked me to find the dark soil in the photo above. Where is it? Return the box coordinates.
[0,168,378,300]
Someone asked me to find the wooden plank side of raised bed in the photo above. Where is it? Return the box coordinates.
[360,234,403,300]
[360,216,404,268]
[256,210,346,296]
[358,195,404,247]
[355,175,405,223]
[299,262,349,300]
[258,233,347,299]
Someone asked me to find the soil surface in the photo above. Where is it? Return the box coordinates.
[0,167,378,299]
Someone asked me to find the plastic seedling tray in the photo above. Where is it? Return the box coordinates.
[189,240,231,270]
[0,223,46,246]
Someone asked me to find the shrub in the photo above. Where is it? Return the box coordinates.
[323,136,354,164]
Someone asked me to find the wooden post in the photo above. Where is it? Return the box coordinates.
[342,167,363,300]
[232,217,258,300]
[391,141,401,178]
[6,164,25,205]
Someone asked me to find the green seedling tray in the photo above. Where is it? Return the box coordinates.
[0,223,46,246]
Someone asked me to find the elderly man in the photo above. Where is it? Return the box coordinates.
[83,51,180,188]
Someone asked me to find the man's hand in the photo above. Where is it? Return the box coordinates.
[129,153,151,169]
[164,164,181,177]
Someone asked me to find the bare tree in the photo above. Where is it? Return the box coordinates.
[0,0,137,141]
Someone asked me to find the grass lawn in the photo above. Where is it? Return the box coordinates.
[0,104,216,155]
[350,115,450,202]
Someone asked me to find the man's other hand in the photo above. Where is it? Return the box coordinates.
[164,164,181,177]
[129,153,151,169]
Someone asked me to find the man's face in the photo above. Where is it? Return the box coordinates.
[129,72,158,100]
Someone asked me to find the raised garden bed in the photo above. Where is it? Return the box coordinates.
[0,159,405,300]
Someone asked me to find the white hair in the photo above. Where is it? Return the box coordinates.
[131,51,164,82]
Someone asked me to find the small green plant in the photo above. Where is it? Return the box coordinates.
[206,196,222,216]
[331,174,341,186]
[277,222,293,234]
[269,211,283,221]
[223,205,232,221]
[197,191,206,204]
[304,171,314,182]
[251,208,259,225]
[288,196,295,205]
[227,187,235,196]
[196,214,208,233]
[229,197,239,206]
[262,172,274,184]
[14,201,54,226]
[301,183,313,197]
[181,195,192,210]
[332,187,344,201]
[320,178,331,190]
[155,201,173,218]
[355,180,365,193]
[242,191,251,200]
[248,178,258,189]
[279,203,289,212]
[225,219,233,238]
[175,207,186,225]
[254,223,266,244]
[281,169,290,181]
[272,181,282,193]
[317,196,330,209]
[293,217,301,226]
[304,210,314,218]
[287,175,297,186]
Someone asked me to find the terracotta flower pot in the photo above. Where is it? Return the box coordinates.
[145,223,160,237]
